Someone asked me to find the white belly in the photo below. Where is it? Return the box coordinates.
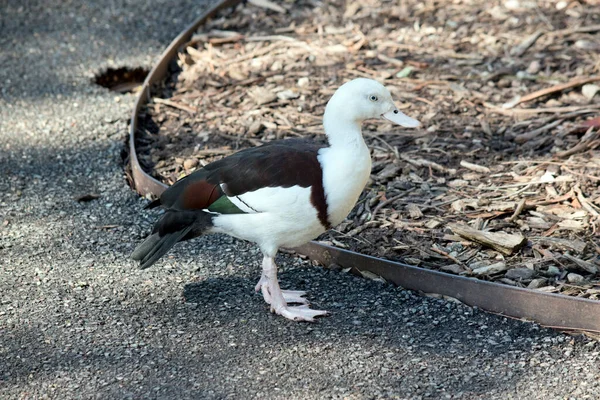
[210,185,325,256]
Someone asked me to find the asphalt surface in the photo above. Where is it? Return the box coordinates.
[1,1,599,399]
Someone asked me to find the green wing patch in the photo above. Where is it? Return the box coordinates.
[208,196,246,214]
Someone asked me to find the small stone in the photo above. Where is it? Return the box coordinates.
[472,262,509,276]
[248,87,277,105]
[425,219,442,229]
[328,263,343,272]
[526,60,541,74]
[462,172,481,181]
[270,60,283,71]
[546,265,561,276]
[390,179,412,191]
[527,278,547,289]
[582,84,600,100]
[276,89,299,100]
[447,179,469,188]
[505,268,536,280]
[183,158,198,170]
[247,120,262,136]
[297,77,309,87]
[447,242,463,253]
[575,40,600,50]
[567,273,585,284]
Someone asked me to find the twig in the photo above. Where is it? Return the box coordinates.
[376,54,405,67]
[489,184,534,201]
[152,98,197,114]
[509,198,527,222]
[195,148,235,157]
[410,80,449,91]
[247,0,286,13]
[245,35,297,42]
[365,133,400,160]
[371,193,407,219]
[573,185,600,217]
[502,76,600,109]
[554,127,599,158]
[459,160,490,174]
[345,220,381,237]
[563,253,598,274]
[562,167,600,182]
[430,245,467,268]
[510,29,545,57]
[550,24,600,37]
[513,119,563,144]
[554,141,594,159]
[485,104,600,117]
[399,153,457,175]
[415,97,435,106]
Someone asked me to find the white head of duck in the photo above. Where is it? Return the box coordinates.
[323,78,421,147]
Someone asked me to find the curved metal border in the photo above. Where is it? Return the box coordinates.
[127,0,600,332]
[128,0,241,196]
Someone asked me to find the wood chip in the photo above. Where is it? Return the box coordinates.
[247,0,286,13]
[459,160,490,174]
[531,237,587,253]
[406,204,423,219]
[563,254,598,274]
[448,223,527,255]
[471,262,509,276]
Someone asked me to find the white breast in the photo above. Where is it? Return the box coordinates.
[318,144,372,226]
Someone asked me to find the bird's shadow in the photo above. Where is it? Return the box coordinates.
[180,264,549,354]
[183,276,258,308]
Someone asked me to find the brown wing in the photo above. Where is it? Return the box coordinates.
[154,139,327,217]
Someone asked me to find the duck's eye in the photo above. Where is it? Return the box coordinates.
[369,95,378,102]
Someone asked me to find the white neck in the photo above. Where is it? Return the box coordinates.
[318,109,372,227]
[323,109,366,149]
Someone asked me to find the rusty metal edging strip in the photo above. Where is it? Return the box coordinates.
[128,0,600,332]
[295,243,600,332]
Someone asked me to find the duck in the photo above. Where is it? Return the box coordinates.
[132,78,421,322]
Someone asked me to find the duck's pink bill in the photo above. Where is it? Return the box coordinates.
[382,109,421,128]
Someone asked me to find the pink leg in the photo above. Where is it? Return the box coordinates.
[254,255,328,322]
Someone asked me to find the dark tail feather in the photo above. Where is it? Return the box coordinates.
[144,199,162,210]
[137,227,193,269]
[131,233,161,261]
[131,210,212,269]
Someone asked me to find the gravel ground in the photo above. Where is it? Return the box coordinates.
[1,1,599,399]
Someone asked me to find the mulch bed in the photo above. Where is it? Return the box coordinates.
[135,0,600,299]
